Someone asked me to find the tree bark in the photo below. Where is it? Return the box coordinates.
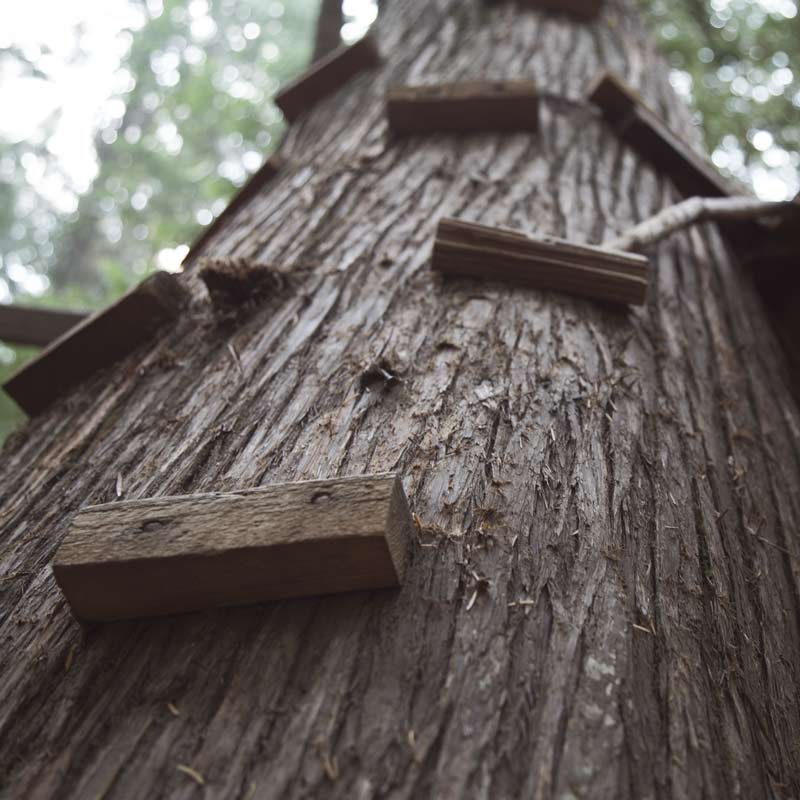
[1,1,800,798]
[312,0,343,62]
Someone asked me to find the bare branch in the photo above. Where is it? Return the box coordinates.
[606,196,800,252]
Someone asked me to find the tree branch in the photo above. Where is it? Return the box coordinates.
[605,196,800,252]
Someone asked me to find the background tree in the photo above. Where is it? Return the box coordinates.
[48,0,317,294]
[643,0,800,198]
[0,0,798,797]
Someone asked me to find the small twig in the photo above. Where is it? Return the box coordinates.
[606,197,800,253]
[227,342,245,377]
[318,747,338,782]
[176,764,205,786]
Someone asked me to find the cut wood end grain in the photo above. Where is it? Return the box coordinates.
[586,70,640,121]
[52,473,413,622]
[387,80,538,135]
[274,35,381,122]
[432,217,649,306]
[3,271,188,417]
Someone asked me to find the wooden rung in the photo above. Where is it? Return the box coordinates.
[387,80,538,135]
[184,154,285,265]
[587,71,735,199]
[0,304,87,347]
[3,272,188,416]
[585,70,639,119]
[484,0,603,19]
[274,35,381,123]
[53,473,412,622]
[432,218,649,305]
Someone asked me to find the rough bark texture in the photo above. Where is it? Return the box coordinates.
[1,1,799,798]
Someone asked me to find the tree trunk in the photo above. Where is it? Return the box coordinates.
[2,1,799,798]
[312,0,343,62]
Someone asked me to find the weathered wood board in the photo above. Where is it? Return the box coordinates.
[274,35,381,123]
[53,473,412,622]
[387,80,539,135]
[183,154,285,265]
[432,217,649,305]
[587,71,735,199]
[3,272,188,416]
[484,0,603,19]
[0,304,87,347]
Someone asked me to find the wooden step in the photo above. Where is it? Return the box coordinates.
[0,304,86,347]
[432,217,649,305]
[275,35,381,122]
[53,473,412,622]
[387,80,538,135]
[587,71,736,199]
[483,0,603,19]
[3,272,188,416]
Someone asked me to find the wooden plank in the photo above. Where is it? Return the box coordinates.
[0,304,87,347]
[53,473,412,622]
[587,71,736,199]
[432,217,649,305]
[484,0,603,19]
[274,35,381,123]
[183,154,285,266]
[3,272,188,416]
[387,80,538,135]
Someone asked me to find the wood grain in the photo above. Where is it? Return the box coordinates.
[274,35,381,123]
[587,71,735,198]
[484,0,603,18]
[53,474,412,622]
[387,80,538,135]
[0,304,86,347]
[432,217,649,305]
[3,271,187,416]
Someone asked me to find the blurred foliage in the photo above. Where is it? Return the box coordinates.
[0,0,797,441]
[642,0,800,197]
[1,0,318,308]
